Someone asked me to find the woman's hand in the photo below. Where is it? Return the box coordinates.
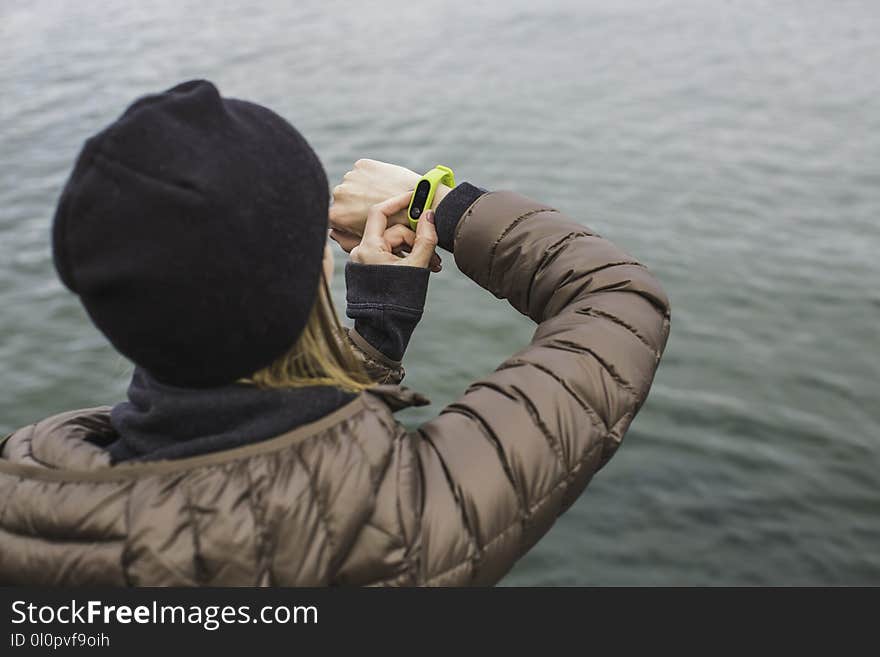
[331,159,443,271]
[330,159,420,248]
[350,192,439,269]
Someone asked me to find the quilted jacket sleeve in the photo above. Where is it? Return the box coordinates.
[342,326,405,384]
[411,190,671,585]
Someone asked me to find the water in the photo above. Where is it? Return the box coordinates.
[1,0,878,585]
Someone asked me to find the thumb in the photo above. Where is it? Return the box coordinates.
[407,209,439,268]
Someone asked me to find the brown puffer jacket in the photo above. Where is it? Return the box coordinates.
[0,191,670,586]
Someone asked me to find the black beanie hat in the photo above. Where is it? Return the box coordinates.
[52,80,329,387]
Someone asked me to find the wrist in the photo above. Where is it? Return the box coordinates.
[434,182,487,252]
[345,262,429,361]
[430,183,453,211]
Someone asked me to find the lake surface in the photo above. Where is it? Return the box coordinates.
[1,0,878,585]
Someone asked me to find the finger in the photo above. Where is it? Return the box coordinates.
[406,209,439,268]
[383,224,416,251]
[329,228,361,253]
[410,250,442,271]
[375,190,415,217]
[362,206,387,242]
[383,230,442,267]
[328,202,356,229]
[350,244,399,266]
[363,191,412,241]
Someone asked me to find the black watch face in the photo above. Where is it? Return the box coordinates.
[409,179,432,221]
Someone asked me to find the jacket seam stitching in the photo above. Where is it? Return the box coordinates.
[24,426,55,469]
[508,383,569,469]
[0,426,31,529]
[575,307,659,358]
[600,411,635,465]
[422,440,603,586]
[497,360,608,431]
[412,435,427,582]
[244,466,272,586]
[350,430,379,488]
[525,231,593,313]
[543,340,637,396]
[332,428,408,579]
[0,397,370,482]
[487,207,559,284]
[580,260,646,278]
[394,437,416,569]
[370,407,398,441]
[460,381,568,469]
[294,450,336,560]
[419,428,482,563]
[442,403,528,523]
[0,476,21,532]
[183,484,208,585]
[0,526,124,544]
[121,484,135,586]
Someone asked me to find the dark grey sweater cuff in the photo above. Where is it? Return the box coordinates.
[345,262,429,362]
[434,182,487,252]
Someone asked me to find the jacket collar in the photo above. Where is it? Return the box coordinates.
[0,384,429,479]
[107,368,357,462]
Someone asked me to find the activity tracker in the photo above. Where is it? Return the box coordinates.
[408,165,455,230]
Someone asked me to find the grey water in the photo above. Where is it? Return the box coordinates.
[1,0,878,585]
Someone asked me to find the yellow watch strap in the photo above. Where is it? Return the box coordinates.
[428,165,456,189]
[408,165,456,230]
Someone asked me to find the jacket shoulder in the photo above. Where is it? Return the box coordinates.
[1,407,114,468]
[0,395,423,586]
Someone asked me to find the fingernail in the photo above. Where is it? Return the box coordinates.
[425,209,435,224]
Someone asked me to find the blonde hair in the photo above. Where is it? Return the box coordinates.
[240,276,373,393]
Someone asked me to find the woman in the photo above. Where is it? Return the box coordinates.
[0,80,670,586]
